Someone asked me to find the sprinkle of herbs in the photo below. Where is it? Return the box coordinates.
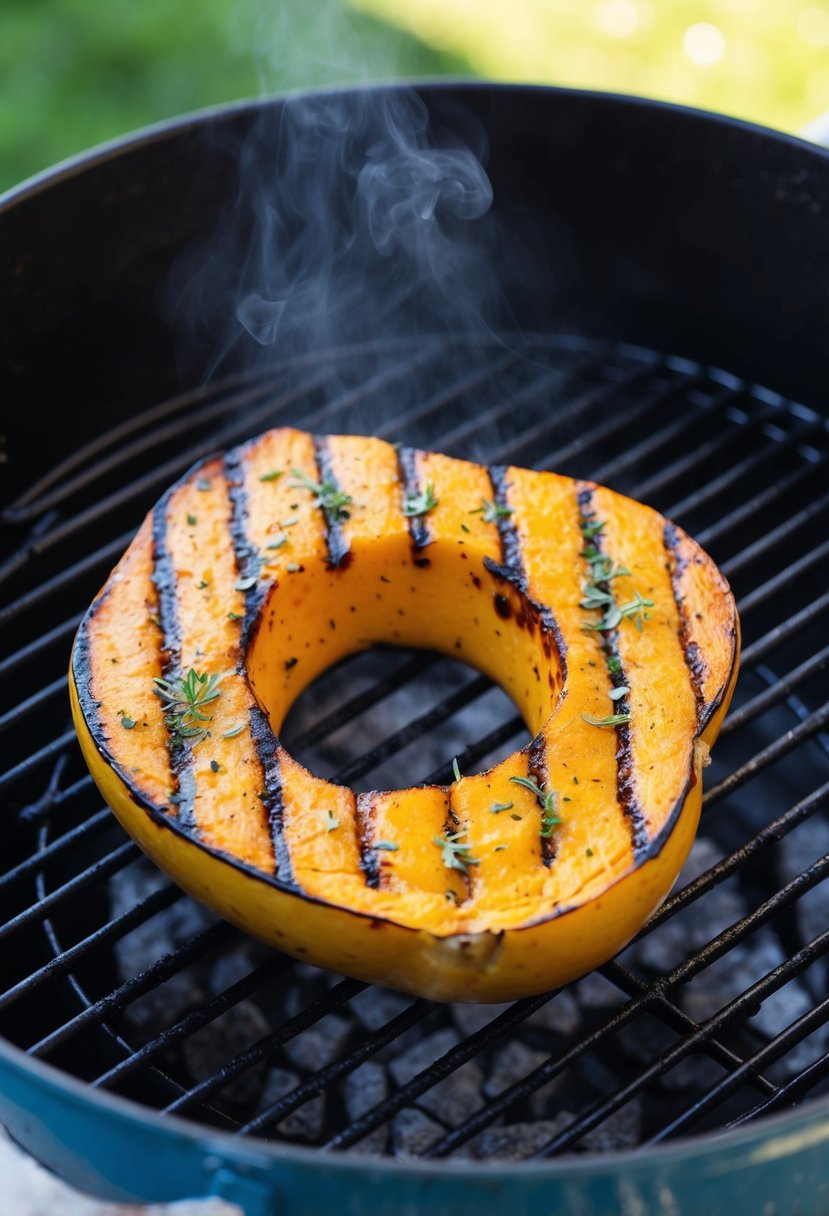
[403,482,438,518]
[153,668,225,745]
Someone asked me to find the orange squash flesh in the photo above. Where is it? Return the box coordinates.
[70,428,739,1002]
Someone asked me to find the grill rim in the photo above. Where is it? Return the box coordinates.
[3,79,827,215]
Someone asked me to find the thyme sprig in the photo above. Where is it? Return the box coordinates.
[582,711,632,728]
[510,774,561,837]
[289,467,353,524]
[470,498,513,523]
[403,482,438,518]
[153,668,225,745]
[433,829,480,874]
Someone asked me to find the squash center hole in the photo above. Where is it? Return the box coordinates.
[280,646,533,795]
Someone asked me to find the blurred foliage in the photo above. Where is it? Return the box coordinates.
[0,0,468,193]
[2,0,827,193]
[354,0,829,135]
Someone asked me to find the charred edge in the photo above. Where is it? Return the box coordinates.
[578,485,650,859]
[664,522,708,722]
[489,464,523,572]
[151,493,195,829]
[313,435,352,569]
[224,448,268,653]
[355,793,382,889]
[397,445,432,552]
[529,735,556,867]
[71,592,109,745]
[483,556,568,677]
[249,704,294,885]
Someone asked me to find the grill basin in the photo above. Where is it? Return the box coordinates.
[1,84,829,1214]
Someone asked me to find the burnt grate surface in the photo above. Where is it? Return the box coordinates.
[1,332,828,1161]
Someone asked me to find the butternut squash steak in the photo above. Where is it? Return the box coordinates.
[70,428,739,1002]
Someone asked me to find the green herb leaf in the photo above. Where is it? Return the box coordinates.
[324,809,339,832]
[581,711,632,728]
[120,715,136,730]
[259,469,284,483]
[403,482,438,518]
[509,774,561,836]
[373,840,399,852]
[222,720,246,739]
[433,830,480,874]
[196,477,211,492]
[234,575,258,592]
[452,757,462,782]
[227,611,243,621]
[608,685,630,701]
[469,498,513,523]
[153,668,226,746]
[490,800,514,814]
[186,513,197,527]
[289,467,353,524]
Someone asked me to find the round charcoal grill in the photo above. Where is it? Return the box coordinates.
[2,84,829,1215]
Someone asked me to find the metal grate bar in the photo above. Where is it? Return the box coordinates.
[492,363,663,469]
[425,853,829,1158]
[728,1047,829,1128]
[238,999,431,1137]
[424,715,526,785]
[93,956,296,1090]
[0,674,66,735]
[721,647,829,737]
[741,592,829,669]
[702,702,829,810]
[4,337,441,521]
[587,387,733,485]
[737,537,829,618]
[647,991,829,1143]
[163,978,366,1115]
[287,654,437,751]
[331,674,491,787]
[19,774,94,825]
[694,458,826,550]
[721,489,829,581]
[667,418,824,524]
[633,398,779,502]
[0,840,137,954]
[0,730,79,795]
[531,909,829,1159]
[432,363,591,455]
[600,960,776,1095]
[27,920,235,1057]
[534,372,695,472]
[374,349,520,441]
[0,807,110,896]
[323,989,557,1151]
[648,782,829,932]
[0,531,132,632]
[0,613,81,681]
[0,883,181,1009]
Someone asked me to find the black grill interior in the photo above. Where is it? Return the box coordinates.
[2,332,829,1160]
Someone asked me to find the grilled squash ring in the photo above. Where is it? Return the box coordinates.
[70,428,739,1002]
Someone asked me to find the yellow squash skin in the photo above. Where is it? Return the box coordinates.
[70,429,739,1002]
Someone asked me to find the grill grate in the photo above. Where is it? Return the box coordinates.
[2,332,828,1160]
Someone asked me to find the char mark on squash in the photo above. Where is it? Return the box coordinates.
[355,793,383,889]
[151,492,196,830]
[224,447,269,648]
[397,445,432,555]
[577,484,650,859]
[529,733,557,867]
[249,705,295,885]
[482,556,568,679]
[664,522,708,724]
[313,434,352,569]
[488,464,523,573]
